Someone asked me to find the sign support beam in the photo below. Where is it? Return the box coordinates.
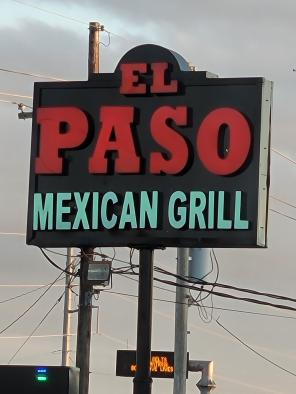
[133,248,154,394]
[173,248,189,394]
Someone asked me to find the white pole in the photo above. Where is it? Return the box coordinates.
[62,247,75,366]
[173,248,189,394]
[174,248,210,394]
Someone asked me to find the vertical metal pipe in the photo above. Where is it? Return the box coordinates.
[173,248,189,394]
[62,247,75,366]
[133,249,154,394]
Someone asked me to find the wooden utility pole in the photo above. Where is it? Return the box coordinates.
[76,247,94,394]
[88,22,101,76]
[75,21,101,394]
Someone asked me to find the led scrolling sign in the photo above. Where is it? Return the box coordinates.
[116,350,186,379]
[27,44,272,248]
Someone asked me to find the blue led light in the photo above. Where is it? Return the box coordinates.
[37,368,47,373]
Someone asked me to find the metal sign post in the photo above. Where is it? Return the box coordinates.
[133,249,154,394]
[173,248,189,394]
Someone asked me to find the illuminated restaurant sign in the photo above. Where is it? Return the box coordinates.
[27,44,272,248]
[116,350,188,379]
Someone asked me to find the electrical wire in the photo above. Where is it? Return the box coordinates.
[40,248,78,277]
[104,289,296,320]
[9,0,127,42]
[113,269,176,294]
[154,276,296,313]
[216,318,296,378]
[103,249,296,311]
[0,232,25,236]
[0,98,18,105]
[270,196,296,210]
[272,148,296,166]
[7,291,65,364]
[0,278,66,305]
[43,248,79,258]
[110,250,296,308]
[0,333,78,339]
[0,67,67,81]
[270,208,296,222]
[155,265,296,305]
[100,31,111,47]
[10,0,88,25]
[0,91,32,99]
[115,270,296,315]
[0,99,32,110]
[0,271,63,335]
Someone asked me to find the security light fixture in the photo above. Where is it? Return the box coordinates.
[87,260,112,287]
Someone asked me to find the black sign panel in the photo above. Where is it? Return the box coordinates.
[116,350,188,379]
[27,44,272,248]
[0,365,78,394]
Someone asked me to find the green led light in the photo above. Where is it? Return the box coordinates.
[36,375,48,382]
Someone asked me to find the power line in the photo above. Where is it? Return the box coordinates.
[216,318,296,379]
[116,270,296,315]
[0,284,66,288]
[115,270,176,295]
[156,265,296,304]
[0,333,78,339]
[10,0,88,25]
[271,196,296,210]
[0,99,18,105]
[43,248,78,258]
[0,100,33,111]
[111,251,296,306]
[0,278,66,305]
[0,232,25,236]
[0,67,67,81]
[0,271,63,335]
[40,248,78,277]
[89,249,296,312]
[105,289,296,320]
[7,291,65,364]
[270,208,296,222]
[9,0,127,42]
[271,148,296,166]
[0,91,32,99]
[154,276,296,313]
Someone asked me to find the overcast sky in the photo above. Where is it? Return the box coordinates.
[1,1,296,393]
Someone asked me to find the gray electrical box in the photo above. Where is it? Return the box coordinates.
[0,365,79,394]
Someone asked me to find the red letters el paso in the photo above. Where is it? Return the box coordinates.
[35,62,251,176]
[150,106,188,174]
[120,62,178,94]
[35,107,88,174]
[35,105,251,176]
